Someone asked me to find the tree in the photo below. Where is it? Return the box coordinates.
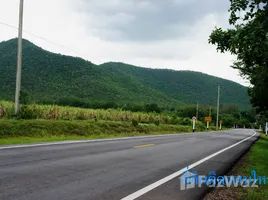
[145,103,161,113]
[20,91,30,105]
[209,0,268,115]
[177,106,196,118]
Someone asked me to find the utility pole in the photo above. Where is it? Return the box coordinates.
[15,0,24,114]
[216,85,220,130]
[196,101,199,121]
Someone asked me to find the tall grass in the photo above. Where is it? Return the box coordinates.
[0,101,214,144]
[0,101,171,123]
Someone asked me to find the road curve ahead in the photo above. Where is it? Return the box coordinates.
[0,129,259,200]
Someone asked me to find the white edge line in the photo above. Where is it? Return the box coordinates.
[121,131,257,200]
[0,131,209,150]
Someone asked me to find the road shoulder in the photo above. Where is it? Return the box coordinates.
[204,133,268,200]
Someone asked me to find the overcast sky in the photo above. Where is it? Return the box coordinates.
[0,0,248,86]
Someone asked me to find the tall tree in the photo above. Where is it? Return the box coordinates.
[209,0,268,113]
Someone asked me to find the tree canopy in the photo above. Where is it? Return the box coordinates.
[209,0,268,118]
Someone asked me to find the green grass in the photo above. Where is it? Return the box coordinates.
[0,133,158,145]
[238,133,268,200]
[0,136,89,145]
[0,119,209,145]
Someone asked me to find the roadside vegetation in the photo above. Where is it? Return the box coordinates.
[0,100,204,145]
[241,134,268,199]
[0,99,256,145]
[0,119,196,145]
[0,100,255,127]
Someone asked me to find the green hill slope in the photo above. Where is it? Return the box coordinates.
[0,38,250,109]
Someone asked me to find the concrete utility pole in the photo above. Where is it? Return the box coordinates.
[196,101,199,121]
[15,0,24,114]
[216,85,220,130]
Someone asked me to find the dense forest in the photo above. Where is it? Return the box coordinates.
[0,38,250,110]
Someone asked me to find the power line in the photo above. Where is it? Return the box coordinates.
[0,21,88,59]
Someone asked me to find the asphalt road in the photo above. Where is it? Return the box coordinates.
[0,129,259,200]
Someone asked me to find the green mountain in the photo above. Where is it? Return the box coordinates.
[0,38,250,109]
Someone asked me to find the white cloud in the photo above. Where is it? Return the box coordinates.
[0,0,248,86]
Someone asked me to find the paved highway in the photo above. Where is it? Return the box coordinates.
[0,129,259,200]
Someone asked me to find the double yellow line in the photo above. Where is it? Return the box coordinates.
[133,144,155,149]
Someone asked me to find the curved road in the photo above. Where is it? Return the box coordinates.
[0,129,259,200]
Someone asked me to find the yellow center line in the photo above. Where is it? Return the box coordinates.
[133,144,155,149]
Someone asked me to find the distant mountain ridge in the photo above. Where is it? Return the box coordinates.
[0,38,250,109]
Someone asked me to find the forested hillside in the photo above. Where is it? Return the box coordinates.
[0,38,250,109]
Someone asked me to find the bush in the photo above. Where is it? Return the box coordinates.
[132,119,139,127]
[16,105,42,119]
[76,111,88,120]
[154,120,160,126]
[181,118,191,126]
[0,104,6,119]
[136,124,150,133]
[170,115,179,124]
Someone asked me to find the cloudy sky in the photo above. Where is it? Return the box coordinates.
[0,0,248,86]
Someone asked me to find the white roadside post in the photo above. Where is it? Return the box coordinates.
[192,116,196,133]
[205,116,212,131]
[265,122,268,136]
[219,120,222,130]
[208,107,211,130]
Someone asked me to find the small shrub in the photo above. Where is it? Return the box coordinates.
[132,119,139,127]
[76,111,88,120]
[170,115,179,124]
[149,116,154,123]
[16,105,41,119]
[181,118,191,126]
[136,124,150,133]
[163,117,169,124]
[154,120,160,126]
[0,104,6,119]
[46,107,60,120]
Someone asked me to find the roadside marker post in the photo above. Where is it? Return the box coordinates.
[265,122,268,136]
[205,117,212,130]
[219,120,223,130]
[192,116,196,133]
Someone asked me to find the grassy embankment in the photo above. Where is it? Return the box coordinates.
[237,133,268,199]
[0,101,214,145]
[0,119,194,145]
[205,133,268,200]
